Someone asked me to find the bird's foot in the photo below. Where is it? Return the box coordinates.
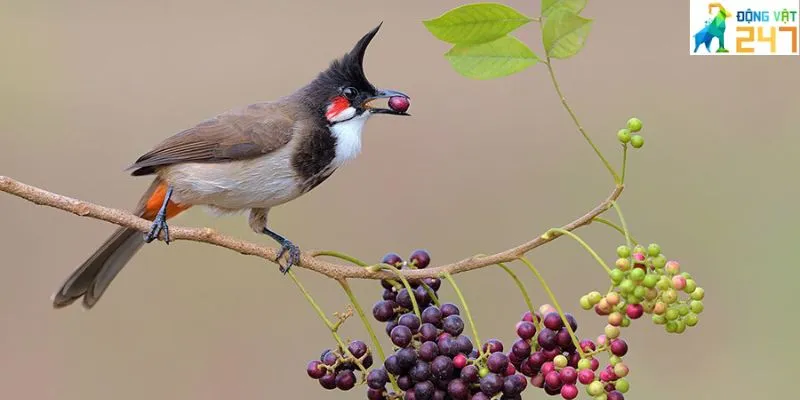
[276,240,301,274]
[144,212,170,244]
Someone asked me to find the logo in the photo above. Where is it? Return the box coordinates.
[689,0,800,55]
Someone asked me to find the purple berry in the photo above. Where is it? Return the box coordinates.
[397,375,413,390]
[384,355,403,375]
[409,360,432,382]
[398,313,421,333]
[414,381,435,400]
[423,277,441,291]
[610,339,629,357]
[421,306,443,326]
[483,339,504,354]
[306,360,326,379]
[442,315,465,336]
[390,325,413,348]
[396,348,417,370]
[385,321,397,337]
[565,313,578,331]
[319,372,337,389]
[419,323,439,342]
[372,300,397,322]
[367,368,389,389]
[382,288,396,301]
[607,390,625,400]
[479,373,504,396]
[531,373,545,388]
[410,249,431,268]
[335,370,356,390]
[537,328,558,350]
[512,339,532,359]
[455,335,474,355]
[366,387,384,400]
[543,312,564,330]
[396,289,414,309]
[320,349,337,366]
[545,371,561,388]
[460,364,479,383]
[487,352,510,374]
[388,96,410,113]
[559,367,577,384]
[502,374,527,396]
[516,321,537,340]
[431,355,454,380]
[556,328,573,349]
[437,335,459,358]
[447,378,469,400]
[528,351,546,369]
[440,303,460,317]
[418,341,439,362]
[382,252,403,267]
[472,392,490,400]
[347,340,368,359]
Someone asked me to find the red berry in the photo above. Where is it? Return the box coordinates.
[560,383,579,399]
[578,369,595,384]
[543,312,564,330]
[559,367,577,384]
[579,339,596,352]
[626,304,644,319]
[388,96,410,113]
[609,339,629,357]
[505,362,516,376]
[453,353,467,369]
[545,371,561,388]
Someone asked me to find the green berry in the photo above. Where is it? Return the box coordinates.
[588,381,605,396]
[644,288,658,301]
[652,314,666,325]
[677,303,690,316]
[665,320,678,333]
[617,128,631,144]
[616,258,632,271]
[554,355,568,368]
[629,268,645,282]
[684,279,697,294]
[594,395,608,400]
[651,254,667,269]
[588,291,603,305]
[578,358,592,370]
[605,324,620,339]
[610,269,625,284]
[609,356,622,366]
[684,313,699,326]
[633,286,646,299]
[690,300,704,314]
[626,294,642,305]
[633,245,646,255]
[675,319,687,334]
[642,274,658,288]
[620,317,631,327]
[691,287,705,300]
[665,308,679,321]
[626,117,643,132]
[657,276,671,290]
[662,288,678,304]
[479,367,489,377]
[681,272,692,279]
[580,295,592,310]
[616,245,631,258]
[630,134,644,148]
[647,243,661,257]
[619,279,635,294]
[615,378,630,393]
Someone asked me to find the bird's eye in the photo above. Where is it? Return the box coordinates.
[342,87,358,99]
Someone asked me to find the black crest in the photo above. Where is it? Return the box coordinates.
[311,23,383,94]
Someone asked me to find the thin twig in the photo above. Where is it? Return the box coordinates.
[0,176,623,280]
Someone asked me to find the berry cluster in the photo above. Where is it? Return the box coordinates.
[580,243,705,334]
[503,304,630,400]
[307,340,374,391]
[617,117,644,148]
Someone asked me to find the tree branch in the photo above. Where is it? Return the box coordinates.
[0,175,623,280]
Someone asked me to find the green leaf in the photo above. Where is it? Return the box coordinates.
[542,10,593,59]
[423,3,533,45]
[444,35,539,80]
[541,0,588,17]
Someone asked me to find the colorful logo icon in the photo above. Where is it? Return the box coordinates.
[689,0,800,55]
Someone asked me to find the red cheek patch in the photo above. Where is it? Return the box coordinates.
[326,96,351,121]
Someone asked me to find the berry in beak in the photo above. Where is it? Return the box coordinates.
[362,89,411,115]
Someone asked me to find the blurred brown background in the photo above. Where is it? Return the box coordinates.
[1,0,797,399]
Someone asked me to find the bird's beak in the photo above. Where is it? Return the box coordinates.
[362,89,411,116]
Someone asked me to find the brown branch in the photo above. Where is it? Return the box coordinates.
[0,175,623,280]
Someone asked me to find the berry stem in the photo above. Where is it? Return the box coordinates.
[312,250,369,266]
[610,200,633,252]
[497,262,536,320]
[518,257,586,358]
[421,283,441,307]
[441,272,484,358]
[592,217,639,245]
[546,228,612,274]
[286,271,368,374]
[621,143,629,184]
[379,263,421,319]
[337,279,401,392]
[541,52,620,184]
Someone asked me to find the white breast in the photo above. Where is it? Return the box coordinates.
[330,111,370,166]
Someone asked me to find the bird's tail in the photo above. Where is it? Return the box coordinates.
[51,178,191,309]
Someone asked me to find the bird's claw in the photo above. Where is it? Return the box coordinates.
[144,213,170,244]
[276,240,300,274]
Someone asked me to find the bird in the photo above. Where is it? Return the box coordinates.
[51,23,410,310]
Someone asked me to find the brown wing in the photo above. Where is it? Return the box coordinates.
[128,102,296,176]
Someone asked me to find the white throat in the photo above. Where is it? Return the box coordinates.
[330,110,370,165]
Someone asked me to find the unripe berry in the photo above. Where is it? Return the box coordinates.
[588,291,603,305]
[652,314,666,325]
[665,260,680,275]
[657,276,671,290]
[626,117,643,132]
[690,300,704,314]
[651,254,667,269]
[587,381,605,396]
[691,287,705,300]
[663,289,678,304]
[665,320,678,333]
[677,303,690,316]
[665,308,679,321]
[619,280,634,294]
[616,245,631,258]
[610,268,625,284]
[578,358,592,370]
[646,243,660,257]
[630,134,644,148]
[685,313,699,326]
[620,317,631,328]
[644,287,658,301]
[615,258,631,271]
[617,128,631,144]
[675,320,687,334]
[684,279,697,294]
[615,377,630,393]
[629,268,645,282]
[605,292,620,306]
[604,324,620,339]
[671,275,687,290]
[613,363,629,378]
[580,295,592,310]
[554,355,568,368]
[607,312,623,326]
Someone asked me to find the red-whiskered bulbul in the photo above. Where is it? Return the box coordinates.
[52,23,410,309]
